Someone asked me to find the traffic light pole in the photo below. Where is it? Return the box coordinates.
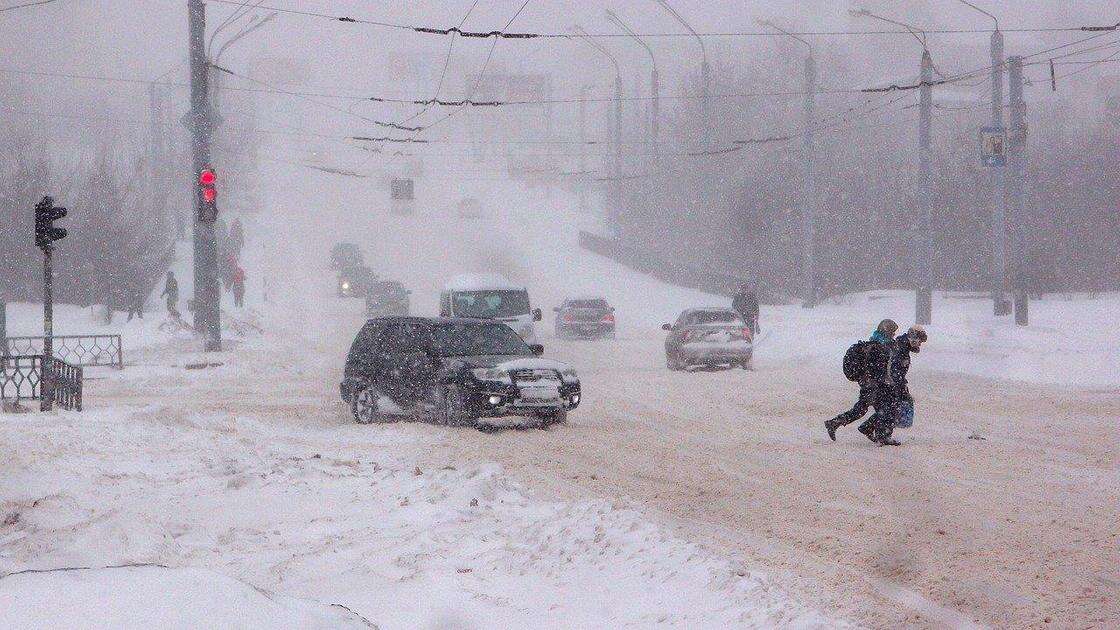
[188,0,221,351]
[42,244,54,411]
[1008,55,1029,326]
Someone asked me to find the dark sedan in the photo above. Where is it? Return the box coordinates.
[554,297,616,340]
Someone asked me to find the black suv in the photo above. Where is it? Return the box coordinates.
[340,317,581,427]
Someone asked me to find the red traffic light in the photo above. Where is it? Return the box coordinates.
[199,169,216,186]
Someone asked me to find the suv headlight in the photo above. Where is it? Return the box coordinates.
[560,368,579,383]
[519,325,534,337]
[472,367,512,384]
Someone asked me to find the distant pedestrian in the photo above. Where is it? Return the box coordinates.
[125,282,145,322]
[232,266,245,308]
[160,271,180,316]
[826,319,899,445]
[732,284,760,335]
[229,218,245,258]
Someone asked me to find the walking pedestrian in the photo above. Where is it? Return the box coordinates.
[826,319,898,444]
[232,266,245,308]
[160,271,179,317]
[125,281,145,322]
[732,284,760,335]
[866,325,929,442]
[229,218,245,259]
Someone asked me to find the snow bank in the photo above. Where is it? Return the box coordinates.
[0,391,837,629]
[0,565,370,629]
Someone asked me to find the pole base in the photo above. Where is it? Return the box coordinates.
[916,288,932,325]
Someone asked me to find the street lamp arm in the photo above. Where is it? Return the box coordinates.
[571,26,622,78]
[653,0,706,60]
[215,12,277,65]
[757,19,812,56]
[850,8,929,51]
[605,9,657,70]
[954,0,999,30]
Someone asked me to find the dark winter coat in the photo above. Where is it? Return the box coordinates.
[864,331,894,387]
[732,291,759,321]
[161,277,179,301]
[890,333,919,401]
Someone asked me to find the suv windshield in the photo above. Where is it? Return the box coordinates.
[451,290,530,319]
[689,310,742,325]
[432,322,531,357]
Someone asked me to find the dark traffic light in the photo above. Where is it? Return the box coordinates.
[198,167,217,222]
[34,196,67,249]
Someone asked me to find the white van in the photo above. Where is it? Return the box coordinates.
[440,274,542,345]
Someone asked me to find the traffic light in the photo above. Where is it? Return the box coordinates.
[198,167,218,222]
[34,196,67,249]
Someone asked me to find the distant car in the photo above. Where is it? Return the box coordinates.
[338,265,376,298]
[458,197,483,219]
[330,242,363,270]
[340,317,581,427]
[554,297,615,340]
[366,280,411,317]
[662,308,753,371]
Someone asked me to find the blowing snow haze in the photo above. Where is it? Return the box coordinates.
[1,1,1118,629]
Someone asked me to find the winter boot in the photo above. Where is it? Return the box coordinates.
[825,419,839,442]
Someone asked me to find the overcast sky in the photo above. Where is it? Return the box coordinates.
[2,1,1117,151]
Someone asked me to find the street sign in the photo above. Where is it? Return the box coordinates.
[390,178,414,201]
[980,126,1007,167]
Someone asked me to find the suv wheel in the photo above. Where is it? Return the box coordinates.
[439,384,475,427]
[351,385,390,424]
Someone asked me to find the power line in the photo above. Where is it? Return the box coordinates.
[0,0,59,13]
[203,1,1118,39]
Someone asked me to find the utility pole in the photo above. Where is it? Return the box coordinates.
[188,0,221,351]
[917,50,934,325]
[578,84,589,212]
[605,10,659,165]
[1007,55,1028,326]
[803,55,818,307]
[990,28,1010,315]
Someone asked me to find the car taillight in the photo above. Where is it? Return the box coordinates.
[743,327,752,340]
[562,312,575,322]
[601,313,615,324]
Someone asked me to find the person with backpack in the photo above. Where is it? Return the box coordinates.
[826,319,898,444]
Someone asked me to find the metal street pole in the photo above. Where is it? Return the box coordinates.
[990,28,1010,315]
[917,50,934,324]
[188,0,221,351]
[605,10,659,164]
[803,55,817,307]
[572,27,624,236]
[652,0,710,148]
[761,20,816,307]
[41,244,53,411]
[1007,55,1028,326]
[578,84,589,212]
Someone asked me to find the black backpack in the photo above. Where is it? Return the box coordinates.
[842,341,871,382]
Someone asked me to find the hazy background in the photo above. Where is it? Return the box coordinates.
[3,0,1119,303]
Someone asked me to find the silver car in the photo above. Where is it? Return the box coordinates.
[662,308,753,371]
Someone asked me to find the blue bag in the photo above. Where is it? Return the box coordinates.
[896,400,914,429]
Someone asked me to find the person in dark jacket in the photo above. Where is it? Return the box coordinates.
[732,285,760,335]
[160,271,179,316]
[125,282,145,322]
[860,325,929,445]
[826,319,898,443]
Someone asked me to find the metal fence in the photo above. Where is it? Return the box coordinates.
[0,354,83,411]
[4,334,123,369]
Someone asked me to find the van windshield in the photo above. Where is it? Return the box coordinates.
[451,290,530,319]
